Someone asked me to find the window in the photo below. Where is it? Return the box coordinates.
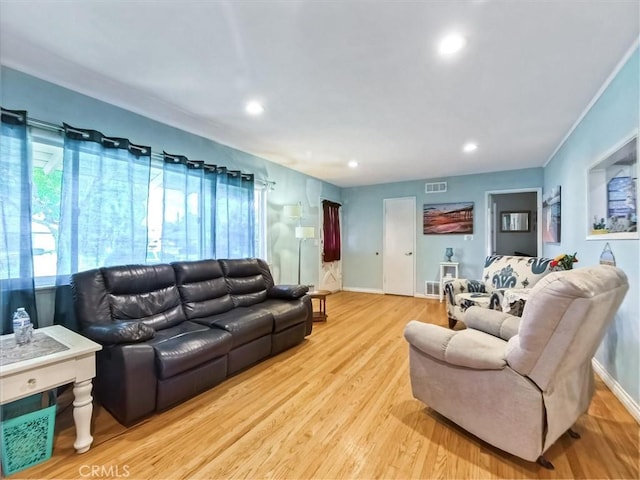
[25,126,267,285]
[31,131,63,283]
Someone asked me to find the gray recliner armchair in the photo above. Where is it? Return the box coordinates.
[404,265,628,468]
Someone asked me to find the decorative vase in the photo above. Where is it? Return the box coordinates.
[445,248,453,262]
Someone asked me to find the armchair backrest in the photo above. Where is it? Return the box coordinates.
[482,255,553,292]
[505,265,628,390]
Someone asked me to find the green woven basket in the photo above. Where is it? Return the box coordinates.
[1,402,56,475]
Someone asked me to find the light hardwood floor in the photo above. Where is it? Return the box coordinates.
[18,292,639,479]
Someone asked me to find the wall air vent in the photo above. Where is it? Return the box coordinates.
[425,281,439,298]
[425,181,447,193]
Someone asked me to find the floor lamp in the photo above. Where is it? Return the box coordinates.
[295,226,315,285]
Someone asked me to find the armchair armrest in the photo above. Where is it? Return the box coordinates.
[443,278,486,305]
[267,284,309,299]
[83,321,155,345]
[404,320,507,370]
[465,306,520,341]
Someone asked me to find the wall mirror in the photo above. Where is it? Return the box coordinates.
[587,132,638,240]
[500,211,530,232]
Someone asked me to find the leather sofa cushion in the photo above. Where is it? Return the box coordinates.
[149,324,232,379]
[205,307,274,348]
[103,264,176,294]
[103,264,186,330]
[145,320,210,343]
[256,299,309,332]
[220,259,268,307]
[173,259,224,284]
[173,260,234,318]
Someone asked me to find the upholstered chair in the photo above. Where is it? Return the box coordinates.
[444,254,554,328]
[405,265,628,468]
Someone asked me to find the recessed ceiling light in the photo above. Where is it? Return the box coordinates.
[463,142,478,153]
[245,101,264,116]
[348,160,359,168]
[438,33,466,56]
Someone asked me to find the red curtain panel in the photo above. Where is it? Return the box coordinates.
[322,200,341,262]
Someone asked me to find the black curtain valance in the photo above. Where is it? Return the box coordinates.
[163,151,212,170]
[1,107,27,125]
[164,152,254,180]
[64,123,151,157]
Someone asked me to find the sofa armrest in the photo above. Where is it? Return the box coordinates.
[404,320,507,370]
[267,284,309,299]
[83,321,155,345]
[465,306,520,341]
[443,278,486,305]
[96,343,157,425]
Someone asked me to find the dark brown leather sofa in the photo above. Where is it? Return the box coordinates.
[72,258,312,425]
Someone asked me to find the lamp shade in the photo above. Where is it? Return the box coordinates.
[295,226,315,239]
[284,204,302,218]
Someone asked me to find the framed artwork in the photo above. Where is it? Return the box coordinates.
[542,186,561,243]
[423,202,474,234]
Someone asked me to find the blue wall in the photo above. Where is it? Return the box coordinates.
[543,47,639,406]
[0,66,341,289]
[341,168,543,293]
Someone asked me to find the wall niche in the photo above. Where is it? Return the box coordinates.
[587,132,638,240]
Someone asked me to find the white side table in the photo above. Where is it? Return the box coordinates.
[0,325,102,454]
[439,262,459,302]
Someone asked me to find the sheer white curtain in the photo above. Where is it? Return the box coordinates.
[56,124,152,274]
[158,155,255,261]
[159,153,217,261]
[54,124,151,330]
[215,168,255,258]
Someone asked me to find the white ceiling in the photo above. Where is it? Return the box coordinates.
[1,1,638,188]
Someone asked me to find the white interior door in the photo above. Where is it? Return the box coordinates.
[383,197,416,296]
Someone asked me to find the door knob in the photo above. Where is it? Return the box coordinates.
[405,252,413,256]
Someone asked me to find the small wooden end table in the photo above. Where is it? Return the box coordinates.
[308,290,331,322]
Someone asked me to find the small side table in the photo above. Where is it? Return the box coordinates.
[308,290,331,322]
[439,262,459,303]
[0,325,102,454]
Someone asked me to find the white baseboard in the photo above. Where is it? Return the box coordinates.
[417,294,440,300]
[341,287,384,295]
[342,289,439,299]
[592,358,640,424]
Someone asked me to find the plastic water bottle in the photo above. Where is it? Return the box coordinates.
[12,307,33,346]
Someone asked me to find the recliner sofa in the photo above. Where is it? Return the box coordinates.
[72,258,312,425]
[405,265,628,467]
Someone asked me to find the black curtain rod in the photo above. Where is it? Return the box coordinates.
[6,111,276,189]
